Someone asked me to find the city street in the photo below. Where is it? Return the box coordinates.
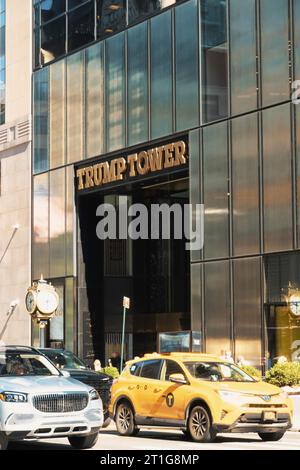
[8,423,300,451]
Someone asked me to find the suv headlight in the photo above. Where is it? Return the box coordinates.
[0,392,28,403]
[279,391,288,400]
[89,389,99,401]
[218,390,247,403]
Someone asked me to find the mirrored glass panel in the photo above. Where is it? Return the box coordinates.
[49,168,66,278]
[41,15,66,64]
[68,0,88,9]
[127,21,148,146]
[49,60,65,169]
[294,0,300,80]
[230,0,257,115]
[232,113,260,255]
[234,257,262,368]
[67,51,84,163]
[260,0,290,106]
[203,122,229,259]
[106,32,125,152]
[33,173,49,279]
[264,252,300,367]
[33,67,49,174]
[96,0,126,39]
[296,105,300,246]
[66,165,75,276]
[201,0,228,123]
[175,0,199,131]
[86,42,104,158]
[189,129,201,263]
[263,104,293,252]
[150,9,173,139]
[204,260,231,355]
[41,0,66,24]
[191,263,202,333]
[128,0,176,24]
[68,1,95,52]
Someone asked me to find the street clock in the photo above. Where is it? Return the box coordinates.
[289,294,300,317]
[25,289,37,315]
[25,275,59,319]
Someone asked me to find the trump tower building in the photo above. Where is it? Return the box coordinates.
[31,0,300,369]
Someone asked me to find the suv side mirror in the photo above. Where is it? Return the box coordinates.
[61,370,71,378]
[169,373,188,385]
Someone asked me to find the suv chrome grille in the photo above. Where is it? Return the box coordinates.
[32,393,89,413]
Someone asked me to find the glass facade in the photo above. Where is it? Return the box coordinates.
[32,0,300,367]
[0,0,5,125]
[34,0,179,68]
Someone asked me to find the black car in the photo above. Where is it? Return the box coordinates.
[39,349,112,427]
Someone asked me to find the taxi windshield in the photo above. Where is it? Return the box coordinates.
[184,362,255,383]
[0,353,60,377]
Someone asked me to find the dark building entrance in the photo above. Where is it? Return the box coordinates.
[77,172,190,366]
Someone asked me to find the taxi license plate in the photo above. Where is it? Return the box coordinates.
[263,411,276,422]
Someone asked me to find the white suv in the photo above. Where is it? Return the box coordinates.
[0,346,103,450]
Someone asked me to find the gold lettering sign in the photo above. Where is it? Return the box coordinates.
[76,141,187,191]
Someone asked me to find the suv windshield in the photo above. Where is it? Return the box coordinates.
[0,353,60,377]
[42,350,87,370]
[184,362,255,383]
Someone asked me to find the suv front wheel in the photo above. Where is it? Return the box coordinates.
[68,431,99,449]
[187,405,217,443]
[115,402,139,437]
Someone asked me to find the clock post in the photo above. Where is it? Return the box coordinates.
[25,275,60,348]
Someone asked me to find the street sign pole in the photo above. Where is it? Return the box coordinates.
[120,306,126,373]
[120,297,130,372]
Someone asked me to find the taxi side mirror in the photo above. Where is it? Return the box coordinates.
[169,373,188,385]
[252,376,260,382]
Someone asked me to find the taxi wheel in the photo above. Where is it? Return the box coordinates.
[258,431,285,441]
[115,402,138,436]
[0,433,9,450]
[188,405,216,443]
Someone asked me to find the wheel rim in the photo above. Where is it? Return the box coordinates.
[190,408,208,438]
[118,406,132,432]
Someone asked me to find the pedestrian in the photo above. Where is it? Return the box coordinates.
[109,351,122,370]
[94,359,102,372]
[220,350,234,364]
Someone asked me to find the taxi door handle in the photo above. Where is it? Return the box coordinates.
[128,385,136,390]
[153,388,162,393]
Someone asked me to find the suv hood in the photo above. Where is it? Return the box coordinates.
[205,380,281,396]
[0,375,92,394]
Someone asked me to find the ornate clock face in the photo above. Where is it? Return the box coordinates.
[25,291,37,314]
[290,296,300,316]
[36,290,59,315]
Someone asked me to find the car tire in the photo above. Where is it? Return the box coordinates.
[258,431,285,442]
[115,401,138,437]
[68,432,99,449]
[187,405,217,443]
[0,433,8,451]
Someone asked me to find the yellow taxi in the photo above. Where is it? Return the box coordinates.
[109,353,293,443]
